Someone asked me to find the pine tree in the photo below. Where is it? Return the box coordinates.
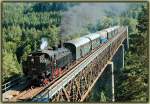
[115,3,148,102]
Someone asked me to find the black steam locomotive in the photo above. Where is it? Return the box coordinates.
[23,47,72,85]
[23,26,121,86]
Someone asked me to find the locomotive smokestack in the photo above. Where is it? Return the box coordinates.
[40,38,48,50]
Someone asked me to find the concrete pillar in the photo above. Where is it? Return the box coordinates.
[124,26,129,51]
[108,61,115,102]
[112,44,124,72]
[122,44,124,69]
[126,26,129,49]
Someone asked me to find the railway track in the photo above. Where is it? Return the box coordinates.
[3,28,126,102]
[3,31,107,102]
[3,41,101,102]
[31,28,126,102]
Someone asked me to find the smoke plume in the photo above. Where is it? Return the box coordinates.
[40,37,48,50]
[60,3,128,36]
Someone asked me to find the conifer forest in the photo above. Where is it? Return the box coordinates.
[2,2,149,102]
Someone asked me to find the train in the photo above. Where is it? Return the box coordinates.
[23,26,121,86]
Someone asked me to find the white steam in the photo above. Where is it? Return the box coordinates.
[60,3,128,36]
[40,38,48,50]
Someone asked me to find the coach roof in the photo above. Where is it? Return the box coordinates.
[83,33,100,40]
[64,37,90,48]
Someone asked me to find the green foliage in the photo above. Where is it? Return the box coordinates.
[21,45,32,61]
[88,3,148,102]
[96,16,113,30]
[2,51,22,82]
[46,25,60,46]
[2,3,67,83]
[2,3,148,102]
[115,3,148,102]
[100,91,107,102]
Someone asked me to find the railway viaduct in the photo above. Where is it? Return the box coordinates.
[32,27,129,102]
[2,27,129,102]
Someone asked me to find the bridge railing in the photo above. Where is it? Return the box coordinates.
[2,76,27,93]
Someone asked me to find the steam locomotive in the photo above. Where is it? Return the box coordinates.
[23,26,120,86]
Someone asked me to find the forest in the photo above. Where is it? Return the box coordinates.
[2,2,148,102]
